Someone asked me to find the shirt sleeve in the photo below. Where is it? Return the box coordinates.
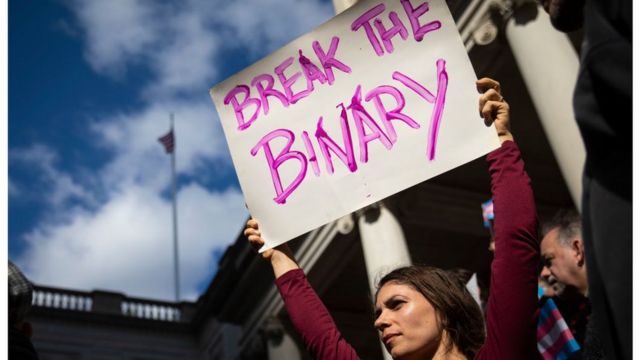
[276,269,360,360]
[475,141,540,360]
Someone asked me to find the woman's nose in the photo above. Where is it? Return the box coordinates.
[374,311,390,331]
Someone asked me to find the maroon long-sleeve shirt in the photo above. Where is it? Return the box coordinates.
[276,141,540,359]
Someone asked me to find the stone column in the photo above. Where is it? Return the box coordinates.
[505,1,585,208]
[358,204,412,293]
[358,203,411,360]
[263,317,302,360]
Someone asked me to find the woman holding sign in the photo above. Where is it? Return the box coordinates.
[245,78,539,360]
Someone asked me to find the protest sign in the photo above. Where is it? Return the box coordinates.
[210,0,500,250]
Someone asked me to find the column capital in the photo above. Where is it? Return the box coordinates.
[336,213,356,235]
[260,316,284,345]
[261,316,303,359]
[458,0,507,50]
[355,201,383,224]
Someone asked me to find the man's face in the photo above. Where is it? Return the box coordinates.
[538,0,585,32]
[540,227,582,289]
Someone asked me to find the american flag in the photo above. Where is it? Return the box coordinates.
[158,129,175,154]
[537,291,580,359]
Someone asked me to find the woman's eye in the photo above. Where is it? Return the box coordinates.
[390,300,404,309]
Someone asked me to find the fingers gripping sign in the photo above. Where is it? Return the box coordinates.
[476,78,513,144]
[245,218,300,278]
[245,218,273,259]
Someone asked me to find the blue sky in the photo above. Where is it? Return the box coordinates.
[8,0,334,301]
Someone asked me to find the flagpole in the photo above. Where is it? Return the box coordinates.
[170,113,180,302]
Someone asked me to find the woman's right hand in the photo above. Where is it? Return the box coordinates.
[245,218,299,278]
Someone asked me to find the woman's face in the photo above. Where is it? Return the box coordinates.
[374,282,442,360]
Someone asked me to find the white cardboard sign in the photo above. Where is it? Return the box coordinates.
[210,0,500,249]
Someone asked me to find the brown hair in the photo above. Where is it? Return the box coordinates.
[376,266,485,359]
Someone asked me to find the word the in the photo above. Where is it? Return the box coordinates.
[352,0,442,56]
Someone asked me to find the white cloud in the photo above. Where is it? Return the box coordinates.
[176,183,248,299]
[16,184,247,301]
[71,0,162,77]
[10,97,245,301]
[10,144,96,207]
[11,0,334,301]
[10,93,245,301]
[144,12,221,99]
[68,0,333,96]
[213,0,334,54]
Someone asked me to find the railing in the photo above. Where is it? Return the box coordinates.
[122,299,181,322]
[32,285,192,323]
[33,287,93,312]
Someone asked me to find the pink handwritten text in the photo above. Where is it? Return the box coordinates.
[224,37,352,131]
[250,59,449,204]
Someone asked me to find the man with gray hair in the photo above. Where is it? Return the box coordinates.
[540,211,588,296]
[540,211,605,359]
